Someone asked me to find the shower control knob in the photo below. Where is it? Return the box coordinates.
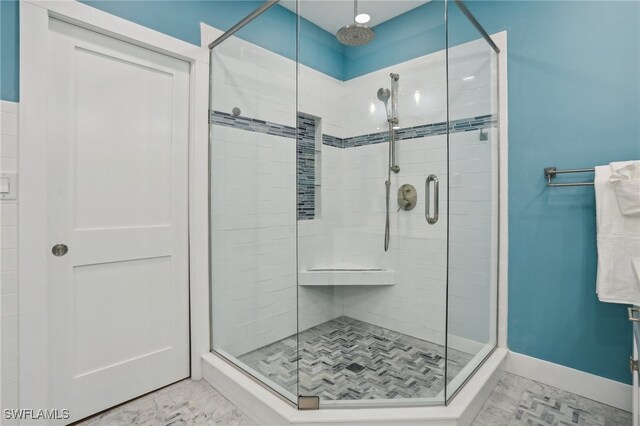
[397,200,409,212]
[397,184,417,212]
[52,244,68,257]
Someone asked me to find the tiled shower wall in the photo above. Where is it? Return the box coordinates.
[209,33,344,356]
[209,24,498,356]
[330,39,498,349]
[0,100,19,415]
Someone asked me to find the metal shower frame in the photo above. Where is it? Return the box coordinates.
[208,0,500,53]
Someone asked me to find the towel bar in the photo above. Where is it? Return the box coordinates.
[544,167,595,187]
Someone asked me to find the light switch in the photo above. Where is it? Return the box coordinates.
[0,172,17,200]
[0,177,9,193]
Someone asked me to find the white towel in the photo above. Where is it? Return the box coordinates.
[609,161,640,216]
[595,162,640,305]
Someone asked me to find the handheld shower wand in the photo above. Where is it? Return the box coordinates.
[377,87,391,120]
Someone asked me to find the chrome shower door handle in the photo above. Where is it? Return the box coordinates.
[425,174,439,224]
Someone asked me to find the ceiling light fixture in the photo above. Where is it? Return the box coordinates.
[355,13,370,24]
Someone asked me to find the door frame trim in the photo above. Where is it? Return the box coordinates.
[19,0,210,413]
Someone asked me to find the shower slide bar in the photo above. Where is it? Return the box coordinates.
[544,167,595,187]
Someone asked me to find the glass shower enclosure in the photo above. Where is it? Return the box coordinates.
[209,0,500,408]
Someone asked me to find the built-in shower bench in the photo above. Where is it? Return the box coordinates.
[298,266,395,286]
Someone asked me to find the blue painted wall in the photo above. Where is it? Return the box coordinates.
[81,1,345,78]
[0,0,19,102]
[0,0,345,100]
[1,0,638,384]
[343,1,446,80]
[460,0,639,385]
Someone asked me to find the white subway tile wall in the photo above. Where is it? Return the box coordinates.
[1,100,19,417]
[330,39,498,355]
[210,31,353,357]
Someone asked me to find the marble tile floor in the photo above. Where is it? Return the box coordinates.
[78,371,632,425]
[77,378,255,426]
[472,371,632,426]
[239,316,474,400]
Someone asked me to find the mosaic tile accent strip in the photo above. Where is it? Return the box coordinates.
[238,316,473,401]
[211,110,297,139]
[321,134,343,148]
[326,114,498,149]
[210,111,496,149]
[297,114,316,220]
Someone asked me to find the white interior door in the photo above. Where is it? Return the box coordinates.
[47,18,190,422]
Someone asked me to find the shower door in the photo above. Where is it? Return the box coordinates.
[295,0,452,407]
[208,3,300,404]
[445,0,500,401]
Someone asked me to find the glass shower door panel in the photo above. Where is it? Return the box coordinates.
[209,8,298,403]
[296,0,449,407]
[445,1,500,400]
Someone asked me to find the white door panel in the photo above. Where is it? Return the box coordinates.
[72,256,173,376]
[73,46,174,230]
[47,18,190,422]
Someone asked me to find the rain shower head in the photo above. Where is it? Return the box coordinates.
[336,0,375,46]
[337,24,375,46]
[377,87,391,119]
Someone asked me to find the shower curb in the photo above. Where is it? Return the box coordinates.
[201,348,507,425]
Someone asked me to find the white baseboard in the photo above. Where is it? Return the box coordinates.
[503,351,632,412]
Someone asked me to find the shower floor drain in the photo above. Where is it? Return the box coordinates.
[346,362,365,373]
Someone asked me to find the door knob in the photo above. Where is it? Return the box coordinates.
[52,244,68,257]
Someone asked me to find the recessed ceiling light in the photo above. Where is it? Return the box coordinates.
[355,13,370,24]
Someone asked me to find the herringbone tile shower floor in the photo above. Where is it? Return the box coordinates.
[238,316,474,400]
